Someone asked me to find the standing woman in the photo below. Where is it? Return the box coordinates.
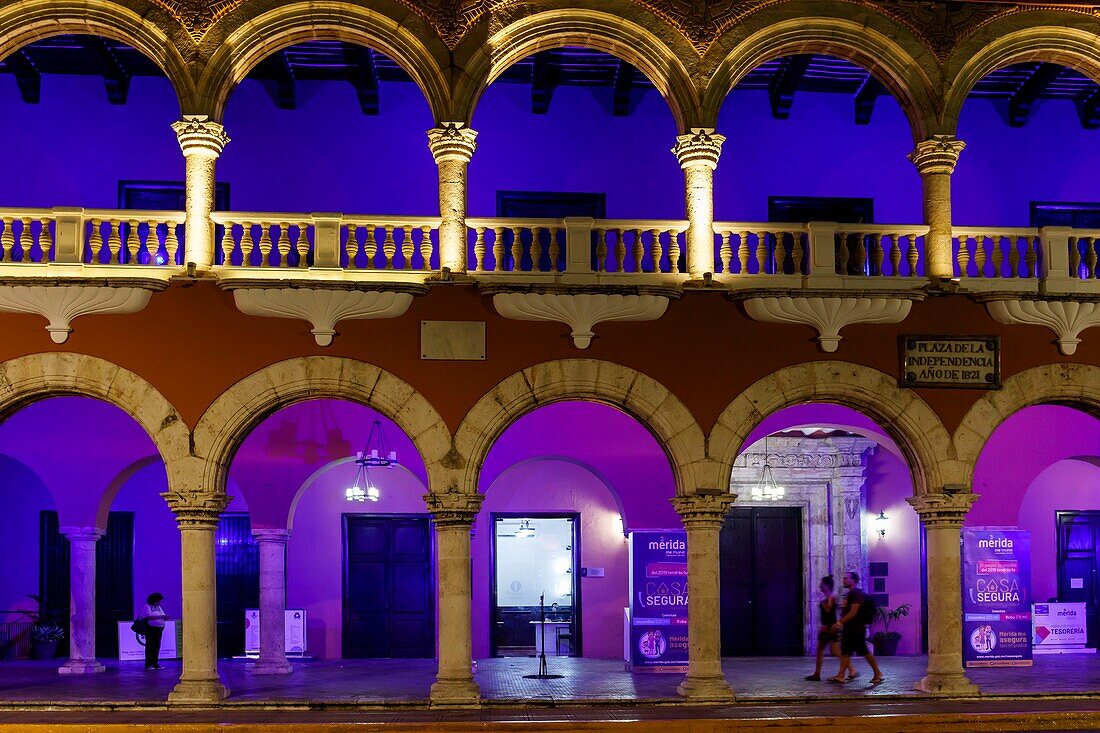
[139,592,168,670]
[805,576,842,681]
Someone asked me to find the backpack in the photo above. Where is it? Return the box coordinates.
[858,594,877,625]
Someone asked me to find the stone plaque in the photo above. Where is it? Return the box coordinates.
[420,320,486,360]
[900,335,1000,389]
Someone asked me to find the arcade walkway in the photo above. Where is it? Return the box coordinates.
[2,655,1100,706]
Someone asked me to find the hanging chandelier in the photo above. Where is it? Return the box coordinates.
[345,419,398,502]
[750,435,786,501]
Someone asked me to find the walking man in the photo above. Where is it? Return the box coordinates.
[828,571,884,685]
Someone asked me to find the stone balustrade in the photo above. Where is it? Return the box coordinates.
[211,213,442,272]
[1068,230,1100,280]
[0,208,185,269]
[712,223,808,276]
[952,227,1042,280]
[835,225,929,277]
[466,218,565,273]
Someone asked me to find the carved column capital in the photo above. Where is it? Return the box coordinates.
[672,127,725,171]
[425,491,484,527]
[172,115,230,158]
[163,491,231,529]
[671,491,735,527]
[427,122,478,164]
[908,135,965,175]
[252,528,291,544]
[60,527,105,543]
[908,491,978,527]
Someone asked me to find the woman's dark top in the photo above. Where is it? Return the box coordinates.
[818,596,837,625]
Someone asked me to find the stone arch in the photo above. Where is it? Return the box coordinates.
[708,362,952,495]
[942,20,1100,132]
[191,357,451,502]
[451,7,700,132]
[954,363,1100,487]
[96,454,163,530]
[701,12,940,141]
[452,360,708,498]
[0,353,189,480]
[0,0,196,112]
[196,1,451,121]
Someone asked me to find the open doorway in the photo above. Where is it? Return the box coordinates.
[490,514,580,657]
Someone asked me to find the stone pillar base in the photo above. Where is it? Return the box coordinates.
[58,659,105,675]
[915,672,979,696]
[429,678,481,707]
[676,674,735,703]
[168,678,230,704]
[252,662,294,676]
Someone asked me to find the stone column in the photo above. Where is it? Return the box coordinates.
[672,128,725,282]
[908,135,965,281]
[424,490,484,706]
[908,491,979,696]
[165,492,230,703]
[833,470,868,583]
[252,528,292,675]
[427,122,478,277]
[58,527,105,675]
[172,115,230,271]
[671,491,735,702]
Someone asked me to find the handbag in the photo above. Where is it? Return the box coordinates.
[130,618,150,635]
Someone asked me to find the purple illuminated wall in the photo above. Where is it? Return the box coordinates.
[1,51,1098,226]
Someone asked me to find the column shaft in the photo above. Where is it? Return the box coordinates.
[673,129,725,281]
[173,116,230,271]
[909,135,965,281]
[253,529,292,675]
[428,123,477,276]
[671,492,735,702]
[166,494,230,703]
[59,527,104,675]
[909,491,978,696]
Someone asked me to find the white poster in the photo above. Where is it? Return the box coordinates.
[117,621,181,661]
[244,609,308,654]
[1033,602,1092,653]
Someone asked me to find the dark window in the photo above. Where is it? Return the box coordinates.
[496,191,605,219]
[215,513,259,657]
[1031,202,1100,229]
[769,196,874,224]
[118,180,230,211]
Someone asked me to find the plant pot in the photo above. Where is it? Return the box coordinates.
[872,634,900,656]
[31,639,61,660]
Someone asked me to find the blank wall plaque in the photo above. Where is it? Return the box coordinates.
[421,320,486,361]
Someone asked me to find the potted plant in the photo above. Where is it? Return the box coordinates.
[871,602,911,656]
[26,594,65,660]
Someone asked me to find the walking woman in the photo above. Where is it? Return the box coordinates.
[805,575,842,681]
[139,592,168,670]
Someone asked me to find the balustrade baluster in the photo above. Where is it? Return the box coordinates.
[295,223,309,268]
[240,222,255,266]
[0,217,11,261]
[217,223,233,265]
[595,228,609,272]
[382,225,396,269]
[128,219,142,263]
[719,231,732,273]
[990,234,1003,278]
[649,228,662,273]
[88,219,103,264]
[1085,238,1097,279]
[1009,235,1022,278]
[419,226,432,270]
[792,232,805,275]
[510,227,523,271]
[632,229,644,272]
[889,234,901,276]
[906,235,919,277]
[272,225,288,268]
[737,231,750,274]
[1025,236,1037,278]
[18,218,33,263]
[344,224,360,267]
[106,220,122,263]
[755,231,768,274]
[973,234,987,277]
[870,233,883,276]
[473,228,486,272]
[256,223,273,267]
[1070,236,1082,278]
[548,227,561,272]
[775,232,788,273]
[853,233,867,275]
[400,226,414,270]
[492,226,505,272]
[957,235,971,277]
[364,225,379,268]
[1093,239,1100,280]
[39,218,52,262]
[530,228,544,272]
[836,231,848,274]
[608,228,621,272]
[668,230,681,274]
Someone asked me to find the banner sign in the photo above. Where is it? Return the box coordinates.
[1033,602,1089,653]
[628,530,688,672]
[244,609,308,654]
[117,621,182,661]
[962,528,1032,667]
[900,335,1001,390]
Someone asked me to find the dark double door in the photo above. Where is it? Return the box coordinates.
[343,515,434,658]
[719,506,804,656]
[1057,511,1100,647]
